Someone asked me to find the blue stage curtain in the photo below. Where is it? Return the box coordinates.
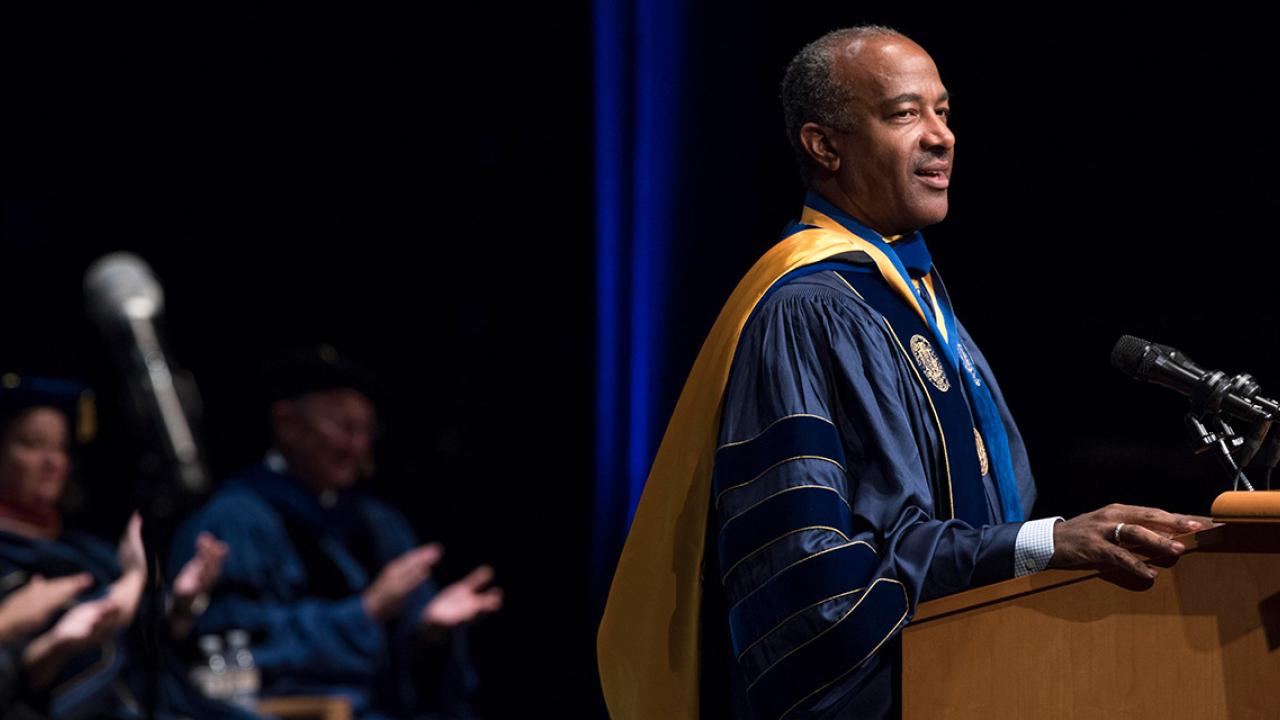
[592,0,686,601]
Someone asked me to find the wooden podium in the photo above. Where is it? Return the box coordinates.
[901,492,1280,719]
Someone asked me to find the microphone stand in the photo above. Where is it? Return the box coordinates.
[1257,432,1280,490]
[1237,416,1272,471]
[1182,368,1280,492]
[1112,335,1280,492]
[85,254,213,720]
[1184,413,1254,491]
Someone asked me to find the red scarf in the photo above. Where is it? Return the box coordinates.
[0,499,61,539]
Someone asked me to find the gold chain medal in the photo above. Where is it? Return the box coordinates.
[909,335,950,392]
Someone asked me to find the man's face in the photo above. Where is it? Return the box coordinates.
[273,389,377,493]
[826,36,955,236]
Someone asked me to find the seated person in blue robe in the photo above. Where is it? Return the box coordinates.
[169,348,503,719]
[0,374,237,720]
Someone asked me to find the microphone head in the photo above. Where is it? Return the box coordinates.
[1110,334,1158,378]
[84,252,164,323]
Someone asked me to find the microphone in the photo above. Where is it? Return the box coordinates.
[1110,334,1280,424]
[84,252,209,498]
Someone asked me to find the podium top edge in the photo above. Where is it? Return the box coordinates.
[1211,490,1280,518]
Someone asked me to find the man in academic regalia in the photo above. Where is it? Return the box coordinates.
[598,25,1203,720]
[170,348,502,719]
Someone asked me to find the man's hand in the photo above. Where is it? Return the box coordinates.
[0,573,93,642]
[362,543,443,622]
[421,565,503,630]
[1050,504,1203,581]
[170,532,229,639]
[172,532,228,606]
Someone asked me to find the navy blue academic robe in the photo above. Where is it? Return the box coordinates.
[703,221,1037,718]
[0,529,249,720]
[169,462,478,720]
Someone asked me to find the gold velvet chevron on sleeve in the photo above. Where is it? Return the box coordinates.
[596,225,890,720]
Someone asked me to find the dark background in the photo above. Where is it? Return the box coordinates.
[2,6,1276,717]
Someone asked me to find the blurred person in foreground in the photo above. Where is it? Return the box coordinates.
[170,347,502,720]
[0,374,235,719]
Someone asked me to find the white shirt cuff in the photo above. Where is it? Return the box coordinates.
[1013,517,1064,577]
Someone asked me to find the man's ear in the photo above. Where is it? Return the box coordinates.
[799,122,841,173]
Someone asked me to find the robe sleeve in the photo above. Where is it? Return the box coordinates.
[712,276,1024,719]
[169,491,386,682]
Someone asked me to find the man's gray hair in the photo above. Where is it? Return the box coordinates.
[780,25,906,184]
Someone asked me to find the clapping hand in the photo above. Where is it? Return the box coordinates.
[115,512,146,581]
[21,594,125,690]
[173,532,228,606]
[362,543,443,621]
[109,512,147,627]
[0,573,93,642]
[47,595,124,648]
[422,565,503,629]
[170,532,229,638]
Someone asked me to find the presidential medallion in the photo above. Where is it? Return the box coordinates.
[910,335,949,391]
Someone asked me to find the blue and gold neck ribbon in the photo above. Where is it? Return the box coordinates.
[799,193,961,369]
[799,192,1023,524]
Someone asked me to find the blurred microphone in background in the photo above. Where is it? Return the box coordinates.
[83,251,209,520]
